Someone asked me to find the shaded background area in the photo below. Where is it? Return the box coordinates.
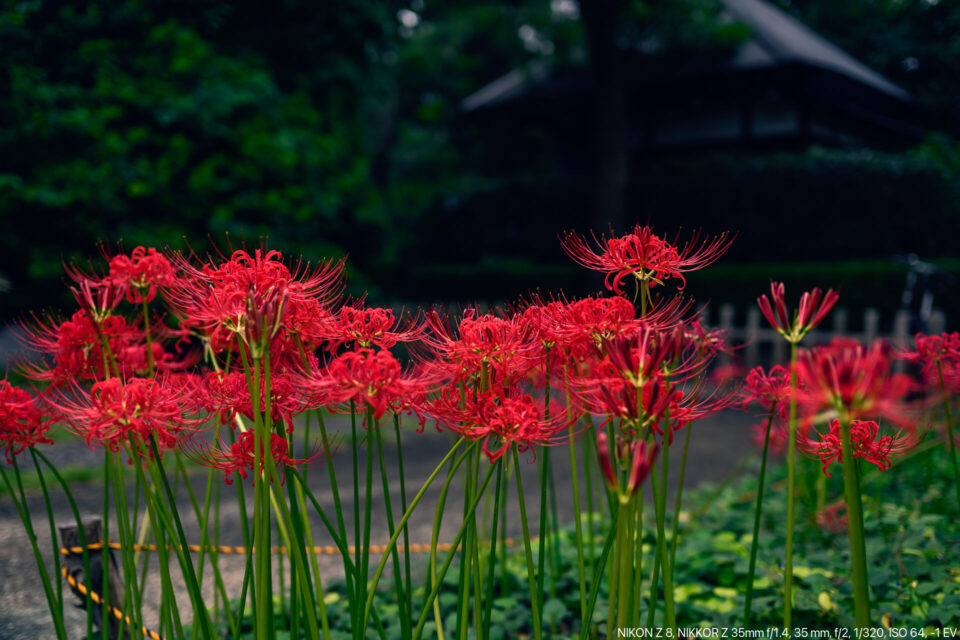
[1,0,958,324]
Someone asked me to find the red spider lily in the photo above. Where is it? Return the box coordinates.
[757,282,838,343]
[105,246,178,304]
[905,332,960,393]
[168,249,344,346]
[751,417,790,456]
[596,430,658,496]
[49,377,201,454]
[816,500,848,534]
[301,348,439,422]
[740,365,792,414]
[322,305,424,351]
[421,309,538,383]
[794,338,917,429]
[799,418,924,476]
[19,311,168,383]
[200,370,303,432]
[68,277,126,321]
[560,224,733,294]
[0,381,52,462]
[551,297,642,360]
[191,430,327,485]
[436,391,575,463]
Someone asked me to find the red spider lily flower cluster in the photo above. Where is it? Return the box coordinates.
[799,418,924,476]
[194,431,326,485]
[0,381,52,462]
[740,366,792,416]
[794,338,916,429]
[816,500,848,534]
[11,224,739,482]
[906,332,960,394]
[301,348,438,422]
[49,377,200,454]
[757,282,838,343]
[596,430,659,497]
[561,224,733,294]
[106,246,178,304]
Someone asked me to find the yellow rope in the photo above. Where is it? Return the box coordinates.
[61,566,163,640]
[61,538,515,556]
[58,537,519,640]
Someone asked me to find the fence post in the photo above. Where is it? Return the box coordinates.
[863,308,880,344]
[929,310,946,336]
[59,516,128,640]
[832,308,848,338]
[745,307,760,369]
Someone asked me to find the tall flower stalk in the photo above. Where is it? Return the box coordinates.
[757,282,837,628]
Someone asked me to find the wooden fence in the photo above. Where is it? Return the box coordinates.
[701,305,948,370]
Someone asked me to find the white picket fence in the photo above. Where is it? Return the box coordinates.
[701,305,948,369]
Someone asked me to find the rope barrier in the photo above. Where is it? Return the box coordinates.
[58,537,519,640]
[61,566,164,640]
[61,538,515,557]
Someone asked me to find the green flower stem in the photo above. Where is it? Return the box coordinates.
[31,449,64,625]
[130,445,184,638]
[568,423,588,623]
[0,459,68,639]
[102,447,112,636]
[112,449,144,637]
[537,362,552,619]
[33,449,95,638]
[147,437,216,637]
[374,425,410,639]
[936,361,960,510]
[784,341,799,629]
[457,444,476,640]
[481,458,504,640]
[174,452,238,638]
[513,446,543,640]
[668,423,693,598]
[743,405,776,627]
[412,460,499,640]
[361,410,376,637]
[579,508,618,640]
[394,415,414,631]
[360,438,468,639]
[839,419,871,628]
[615,496,635,632]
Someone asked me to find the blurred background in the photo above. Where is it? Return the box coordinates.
[1,0,957,329]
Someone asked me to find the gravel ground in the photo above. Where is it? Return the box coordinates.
[0,411,754,640]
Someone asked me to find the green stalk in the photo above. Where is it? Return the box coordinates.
[457,443,476,640]
[112,449,144,637]
[784,341,799,629]
[33,450,95,638]
[374,425,410,639]
[1,460,68,639]
[394,415,414,631]
[568,424,588,622]
[513,446,543,640]
[743,405,776,627]
[615,496,634,631]
[579,506,618,640]
[937,361,960,510]
[536,362,552,618]
[360,410,376,637]
[102,447,113,637]
[147,438,216,637]
[839,419,871,628]
[30,450,64,626]
[481,458,504,640]
[175,452,238,638]
[668,423,693,578]
[412,461,499,640]
[131,445,184,638]
[361,438,469,639]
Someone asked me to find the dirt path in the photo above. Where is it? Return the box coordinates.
[0,411,755,639]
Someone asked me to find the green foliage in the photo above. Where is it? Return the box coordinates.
[0,0,401,314]
[218,447,959,637]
